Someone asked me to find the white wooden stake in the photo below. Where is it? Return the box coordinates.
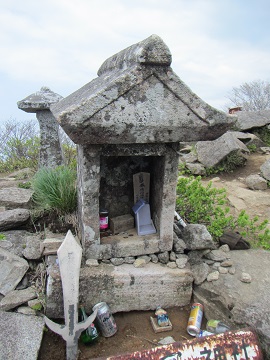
[44,230,97,360]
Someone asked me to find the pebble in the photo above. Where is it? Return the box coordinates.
[219,267,228,274]
[137,255,151,264]
[149,254,159,263]
[133,258,146,268]
[212,262,220,270]
[241,272,252,283]
[219,244,230,253]
[207,271,219,282]
[220,259,233,267]
[158,336,176,345]
[167,261,177,269]
[17,306,36,316]
[110,258,124,266]
[124,256,135,264]
[176,256,188,269]
[229,267,236,275]
[86,259,99,267]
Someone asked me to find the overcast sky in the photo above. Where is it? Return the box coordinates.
[1,0,270,124]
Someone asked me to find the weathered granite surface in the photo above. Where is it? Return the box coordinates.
[0,247,29,295]
[0,312,44,360]
[234,109,270,131]
[193,249,270,359]
[0,208,30,231]
[195,131,249,168]
[45,261,194,318]
[0,187,33,209]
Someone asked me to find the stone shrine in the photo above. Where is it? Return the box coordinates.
[51,34,234,261]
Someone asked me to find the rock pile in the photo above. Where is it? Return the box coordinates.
[179,109,270,179]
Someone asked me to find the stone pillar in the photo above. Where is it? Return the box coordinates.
[36,110,64,168]
[17,87,64,168]
[77,144,101,256]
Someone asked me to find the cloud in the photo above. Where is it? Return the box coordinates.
[1,0,270,122]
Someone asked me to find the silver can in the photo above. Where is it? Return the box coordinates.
[92,302,117,337]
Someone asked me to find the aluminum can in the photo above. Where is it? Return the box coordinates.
[187,303,204,336]
[99,209,109,231]
[196,330,214,338]
[92,302,117,337]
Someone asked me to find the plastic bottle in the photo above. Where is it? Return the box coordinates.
[206,319,230,334]
[79,306,99,345]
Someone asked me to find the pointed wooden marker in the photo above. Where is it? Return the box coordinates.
[44,230,97,360]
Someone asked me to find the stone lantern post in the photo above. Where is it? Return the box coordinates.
[17,86,64,168]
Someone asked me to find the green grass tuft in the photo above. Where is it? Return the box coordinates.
[32,166,77,215]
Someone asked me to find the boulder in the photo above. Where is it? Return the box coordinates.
[234,110,270,131]
[0,187,33,209]
[0,209,30,231]
[185,163,206,175]
[245,174,268,190]
[260,159,270,180]
[0,287,37,311]
[195,132,249,168]
[194,249,270,358]
[181,224,216,250]
[22,235,43,260]
[191,262,210,285]
[230,130,266,148]
[0,230,31,257]
[0,248,29,295]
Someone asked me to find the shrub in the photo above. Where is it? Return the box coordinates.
[32,166,77,215]
[176,176,233,239]
[176,176,270,248]
[0,120,40,173]
[252,126,270,146]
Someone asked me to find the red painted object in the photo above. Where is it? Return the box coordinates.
[104,328,263,360]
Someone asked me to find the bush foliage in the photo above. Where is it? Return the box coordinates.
[176,176,270,249]
[32,166,77,215]
[0,120,40,173]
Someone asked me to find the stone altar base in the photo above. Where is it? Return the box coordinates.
[45,261,193,318]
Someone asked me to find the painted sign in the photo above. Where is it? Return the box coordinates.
[133,172,150,204]
[107,328,263,360]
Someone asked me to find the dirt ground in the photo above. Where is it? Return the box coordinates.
[203,152,270,224]
[38,305,203,360]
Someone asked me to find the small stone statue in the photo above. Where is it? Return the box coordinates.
[155,306,170,327]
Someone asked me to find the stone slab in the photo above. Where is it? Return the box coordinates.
[0,247,29,295]
[0,312,44,360]
[110,214,134,234]
[40,238,63,255]
[0,209,30,231]
[0,287,37,311]
[0,187,33,209]
[46,262,193,318]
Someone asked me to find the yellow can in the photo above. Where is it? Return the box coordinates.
[187,303,204,336]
